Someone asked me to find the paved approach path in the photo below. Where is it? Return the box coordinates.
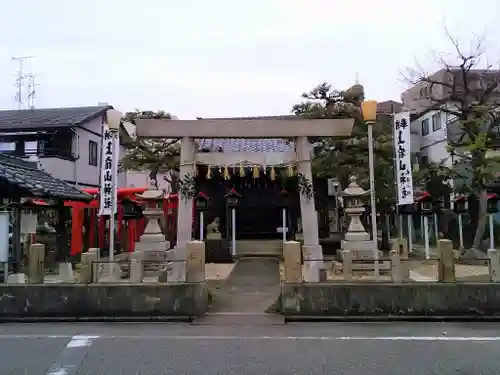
[209,257,281,314]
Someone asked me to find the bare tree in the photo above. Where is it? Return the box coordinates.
[405,30,500,253]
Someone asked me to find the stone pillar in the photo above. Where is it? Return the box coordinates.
[391,237,409,258]
[295,136,322,282]
[79,248,98,284]
[283,241,302,283]
[391,238,409,279]
[129,251,143,283]
[27,243,45,284]
[438,239,455,282]
[186,240,205,283]
[390,250,404,283]
[173,136,196,282]
[341,250,353,281]
[488,249,500,282]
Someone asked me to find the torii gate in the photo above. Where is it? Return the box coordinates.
[135,117,354,282]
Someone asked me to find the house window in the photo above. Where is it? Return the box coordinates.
[24,141,38,155]
[0,142,15,152]
[432,112,442,132]
[89,140,98,166]
[422,118,430,136]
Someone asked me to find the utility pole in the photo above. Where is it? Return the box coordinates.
[12,56,34,109]
[27,74,39,109]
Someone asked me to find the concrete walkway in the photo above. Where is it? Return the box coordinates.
[208,257,281,314]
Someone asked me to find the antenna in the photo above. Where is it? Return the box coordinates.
[27,74,39,109]
[355,72,360,85]
[11,56,34,109]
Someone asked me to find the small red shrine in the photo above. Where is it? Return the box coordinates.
[65,187,180,256]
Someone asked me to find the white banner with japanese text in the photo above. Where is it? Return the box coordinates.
[99,123,120,216]
[393,112,414,205]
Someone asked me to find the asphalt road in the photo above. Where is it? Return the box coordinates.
[1,320,500,374]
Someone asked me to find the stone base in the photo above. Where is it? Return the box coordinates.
[58,262,74,282]
[135,239,170,253]
[341,245,390,272]
[302,245,323,282]
[135,238,170,276]
[341,240,374,251]
[168,246,187,283]
[344,232,370,242]
[7,273,26,284]
[352,261,391,272]
[94,262,122,282]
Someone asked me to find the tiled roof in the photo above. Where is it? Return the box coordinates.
[0,154,92,201]
[196,116,295,153]
[198,115,299,120]
[0,105,112,129]
[197,138,294,152]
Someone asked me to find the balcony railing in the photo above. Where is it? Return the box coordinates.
[1,148,75,160]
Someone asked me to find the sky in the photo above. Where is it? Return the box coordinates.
[1,0,499,119]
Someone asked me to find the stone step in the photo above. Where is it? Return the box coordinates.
[234,240,284,257]
[192,313,285,325]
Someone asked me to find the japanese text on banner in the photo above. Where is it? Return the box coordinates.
[99,123,119,216]
[393,112,414,205]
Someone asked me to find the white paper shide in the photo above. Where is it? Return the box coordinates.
[99,123,119,216]
[393,112,414,205]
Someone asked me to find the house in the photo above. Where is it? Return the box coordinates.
[409,109,449,167]
[403,69,500,168]
[0,105,128,188]
[401,68,500,113]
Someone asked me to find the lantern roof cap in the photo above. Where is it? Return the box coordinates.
[342,176,368,197]
[135,179,163,200]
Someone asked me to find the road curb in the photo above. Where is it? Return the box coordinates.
[0,316,193,323]
[285,315,500,322]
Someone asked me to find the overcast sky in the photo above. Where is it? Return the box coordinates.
[1,0,499,119]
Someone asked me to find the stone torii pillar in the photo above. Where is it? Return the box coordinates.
[296,136,322,282]
[171,136,196,282]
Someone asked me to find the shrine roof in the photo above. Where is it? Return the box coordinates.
[195,116,296,152]
[0,153,92,201]
[196,138,294,152]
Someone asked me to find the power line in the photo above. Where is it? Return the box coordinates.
[11,56,34,109]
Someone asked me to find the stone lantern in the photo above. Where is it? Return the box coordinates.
[134,180,169,271]
[341,176,369,241]
[340,176,388,270]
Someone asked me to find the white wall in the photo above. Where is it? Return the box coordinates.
[411,110,451,167]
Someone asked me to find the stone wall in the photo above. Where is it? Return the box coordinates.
[281,283,500,317]
[0,284,208,319]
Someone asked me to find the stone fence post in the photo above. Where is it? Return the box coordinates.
[79,248,99,284]
[341,249,353,281]
[390,250,403,283]
[438,239,455,282]
[391,238,409,280]
[186,241,205,283]
[391,237,409,258]
[27,243,45,284]
[488,249,500,282]
[129,251,144,283]
[283,241,302,283]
